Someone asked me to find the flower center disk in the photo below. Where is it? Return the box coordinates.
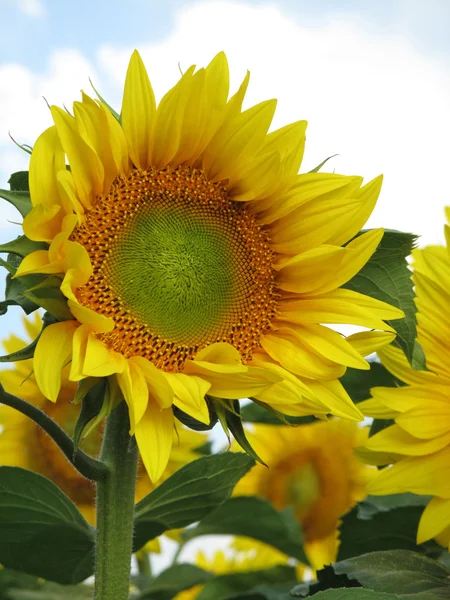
[71,167,278,370]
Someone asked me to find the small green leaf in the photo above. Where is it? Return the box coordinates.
[226,401,266,465]
[344,230,418,364]
[0,189,32,217]
[133,452,255,551]
[185,497,308,564]
[196,566,297,600]
[89,78,121,122]
[174,401,218,431]
[0,235,47,257]
[0,467,95,584]
[241,401,317,425]
[308,154,338,173]
[22,275,72,320]
[8,170,30,192]
[333,550,450,597]
[73,381,107,452]
[138,564,212,599]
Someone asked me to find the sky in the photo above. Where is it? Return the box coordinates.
[1,0,450,571]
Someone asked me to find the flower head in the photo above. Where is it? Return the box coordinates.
[9,50,401,480]
[0,314,205,525]
[360,209,450,549]
[234,419,374,568]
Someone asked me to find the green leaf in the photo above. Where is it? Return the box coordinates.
[185,497,308,563]
[241,401,317,425]
[333,550,450,598]
[1,256,45,315]
[0,467,95,584]
[8,170,30,192]
[0,235,47,257]
[344,230,418,364]
[0,569,92,600]
[226,401,266,465]
[301,591,398,599]
[0,189,32,217]
[340,362,400,405]
[196,565,297,600]
[133,452,255,551]
[337,504,441,561]
[22,275,72,320]
[138,564,212,599]
[358,494,431,517]
[290,564,360,597]
[308,155,338,173]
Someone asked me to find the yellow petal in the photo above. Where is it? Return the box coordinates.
[151,66,195,169]
[83,331,127,377]
[69,323,90,381]
[29,126,65,209]
[312,229,384,294]
[358,398,398,419]
[261,328,346,380]
[51,106,103,208]
[121,50,156,169]
[346,331,396,357]
[286,323,370,370]
[34,320,78,401]
[116,360,149,433]
[326,175,383,247]
[378,344,437,386]
[67,300,114,333]
[164,372,211,424]
[135,401,174,482]
[365,423,450,456]
[228,151,282,202]
[368,446,450,497]
[417,497,450,544]
[257,174,362,224]
[14,249,56,277]
[203,99,277,181]
[129,356,174,409]
[396,403,450,439]
[57,170,86,220]
[275,246,346,294]
[306,379,363,421]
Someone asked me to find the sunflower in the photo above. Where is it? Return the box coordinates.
[0,313,206,527]
[9,50,402,481]
[359,210,450,549]
[234,419,374,569]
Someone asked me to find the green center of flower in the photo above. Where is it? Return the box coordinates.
[104,206,237,344]
[72,167,278,370]
[285,463,321,519]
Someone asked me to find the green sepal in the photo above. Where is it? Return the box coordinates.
[74,377,104,404]
[174,397,219,431]
[22,275,72,321]
[0,235,47,257]
[74,380,119,449]
[8,170,30,191]
[0,189,32,217]
[73,380,107,453]
[246,398,319,425]
[0,253,46,316]
[308,154,338,173]
[209,398,231,444]
[225,400,267,466]
[0,312,56,363]
[89,78,121,122]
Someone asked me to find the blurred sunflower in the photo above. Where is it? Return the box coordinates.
[174,539,289,600]
[11,50,401,481]
[359,209,450,549]
[0,313,205,529]
[234,420,374,569]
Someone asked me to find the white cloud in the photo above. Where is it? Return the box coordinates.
[98,0,450,246]
[17,0,45,18]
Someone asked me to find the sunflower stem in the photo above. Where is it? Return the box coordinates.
[0,384,107,481]
[94,400,138,600]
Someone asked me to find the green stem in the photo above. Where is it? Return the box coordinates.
[0,384,107,481]
[94,401,139,600]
